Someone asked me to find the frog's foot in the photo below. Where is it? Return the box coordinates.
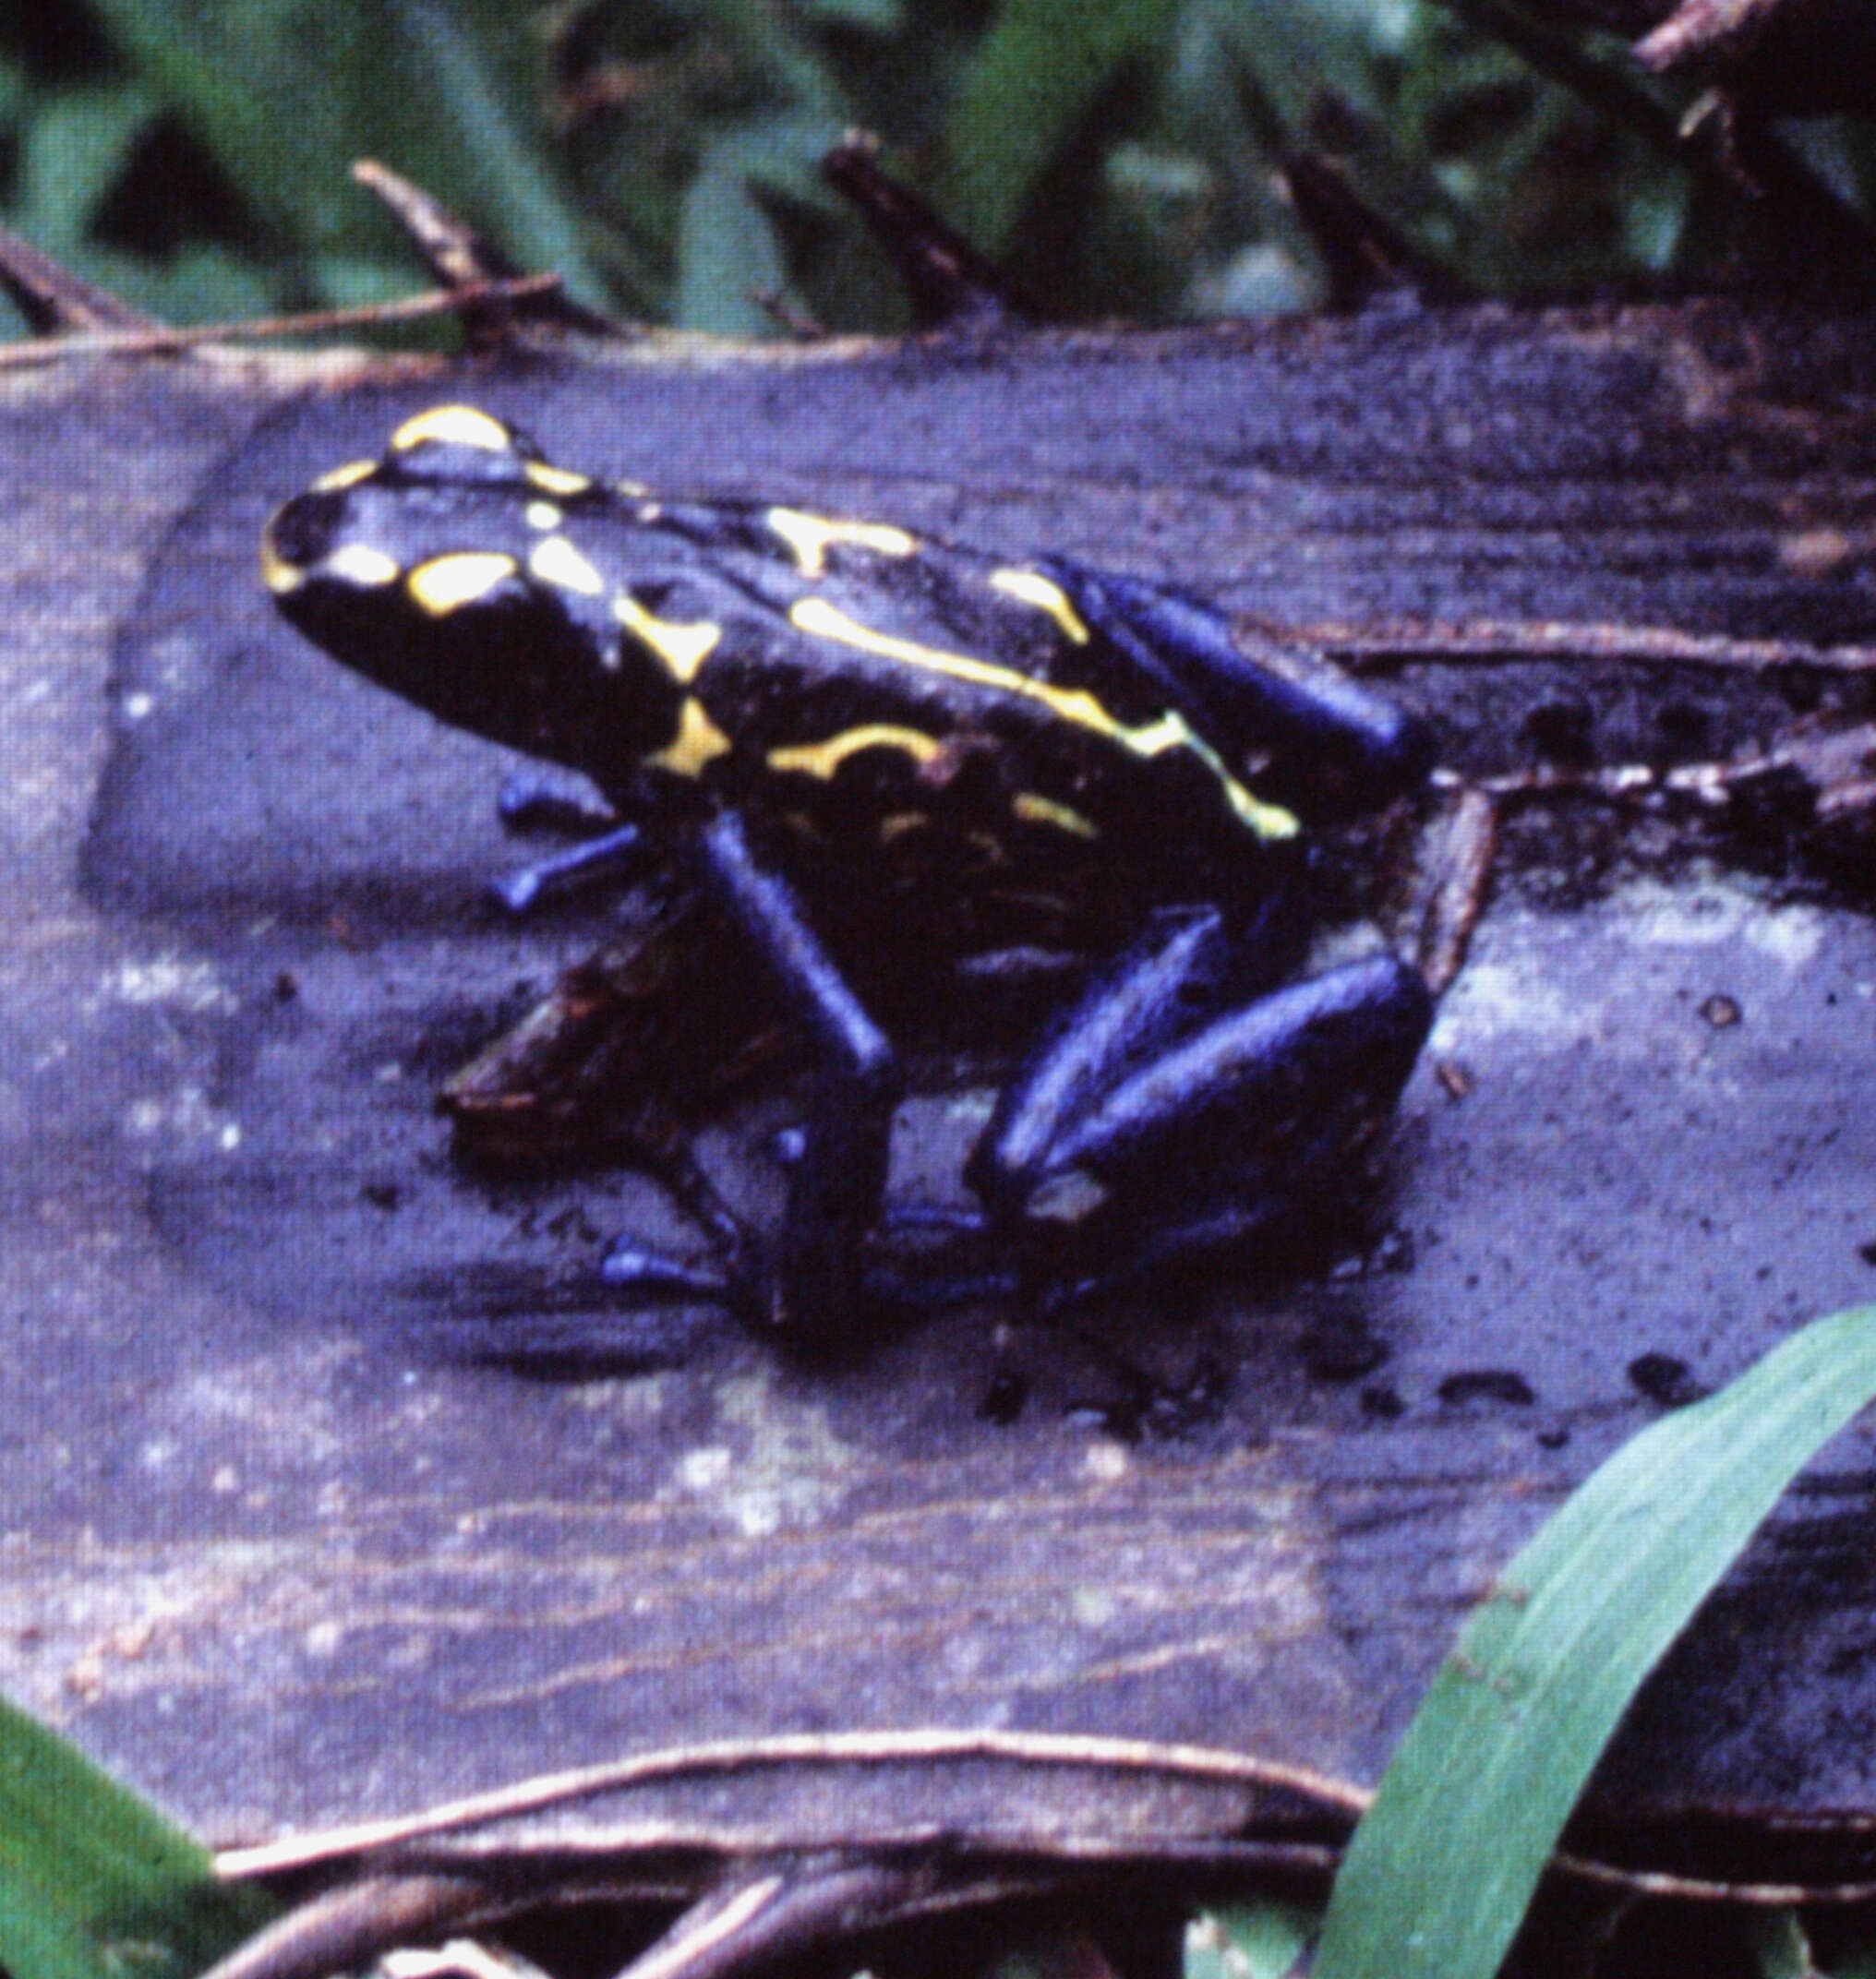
[489,769,645,914]
[490,821,645,914]
[599,1242,736,1304]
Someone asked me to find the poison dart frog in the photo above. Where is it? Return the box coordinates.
[262,403,1437,1343]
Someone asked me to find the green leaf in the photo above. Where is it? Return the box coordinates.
[676,137,789,335]
[1215,0,1401,133]
[940,0,1179,253]
[14,86,155,249]
[84,0,607,309]
[1186,1901,1315,1979]
[0,54,27,125]
[1748,1908,1820,1979]
[1315,1303,1876,1979]
[675,113,843,332]
[0,1692,271,1979]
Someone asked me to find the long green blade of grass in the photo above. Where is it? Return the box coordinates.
[0,1693,271,1979]
[1315,1301,1876,1979]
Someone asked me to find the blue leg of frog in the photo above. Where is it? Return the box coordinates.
[980,948,1434,1310]
[1035,558,1437,822]
[682,810,904,1337]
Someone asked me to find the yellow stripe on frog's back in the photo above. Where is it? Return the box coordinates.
[767,724,945,781]
[787,596,1298,840]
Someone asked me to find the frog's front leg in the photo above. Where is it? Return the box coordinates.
[685,811,905,1342]
[475,804,902,1339]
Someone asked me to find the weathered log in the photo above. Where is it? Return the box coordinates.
[3,295,1875,1895]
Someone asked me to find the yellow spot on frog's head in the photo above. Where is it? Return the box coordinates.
[259,538,306,594]
[645,697,734,779]
[991,569,1090,643]
[528,534,605,595]
[766,508,917,579]
[524,500,563,532]
[615,591,721,683]
[322,543,403,589]
[310,459,378,494]
[1012,791,1098,838]
[391,405,514,454]
[766,724,944,781]
[406,551,518,616]
[879,811,929,843]
[525,461,594,498]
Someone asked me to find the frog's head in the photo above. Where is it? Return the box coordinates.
[261,406,674,779]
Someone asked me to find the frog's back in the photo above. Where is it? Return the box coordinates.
[262,405,1295,960]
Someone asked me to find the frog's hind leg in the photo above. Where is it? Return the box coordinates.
[1040,557,1435,822]
[967,929,1434,1297]
[967,906,1245,1219]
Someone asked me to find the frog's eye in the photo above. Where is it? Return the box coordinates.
[262,487,350,574]
[379,404,547,490]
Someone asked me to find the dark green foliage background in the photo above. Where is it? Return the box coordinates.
[3,0,1873,338]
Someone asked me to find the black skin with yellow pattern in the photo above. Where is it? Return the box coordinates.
[262,404,1437,1342]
